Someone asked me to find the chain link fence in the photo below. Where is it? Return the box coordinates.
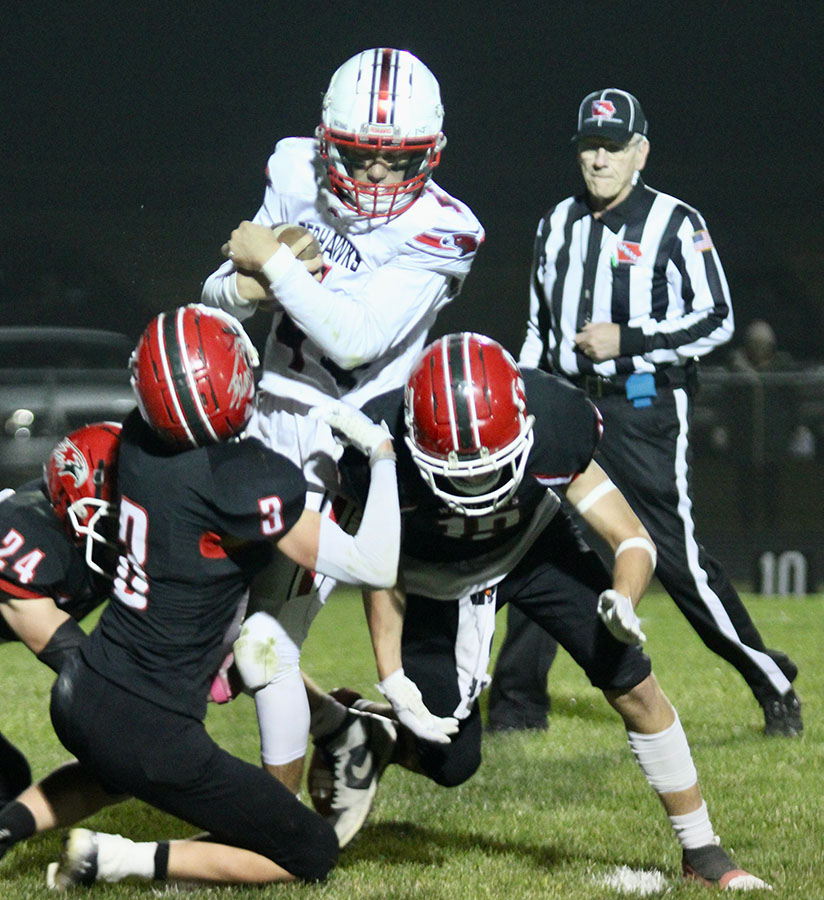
[690,367,824,593]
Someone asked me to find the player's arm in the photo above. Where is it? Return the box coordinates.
[0,596,86,672]
[275,405,400,588]
[362,581,458,745]
[223,221,455,369]
[362,583,406,680]
[200,206,278,318]
[565,459,657,644]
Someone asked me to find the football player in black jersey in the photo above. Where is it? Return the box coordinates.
[0,422,120,841]
[43,305,403,889]
[304,333,769,890]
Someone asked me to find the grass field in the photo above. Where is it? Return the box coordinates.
[0,589,820,899]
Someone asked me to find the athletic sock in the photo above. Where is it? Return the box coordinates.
[0,733,32,806]
[668,801,716,850]
[0,801,36,861]
[96,833,158,881]
[154,841,170,879]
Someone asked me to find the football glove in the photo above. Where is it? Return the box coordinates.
[597,589,647,645]
[377,668,459,745]
[311,401,393,463]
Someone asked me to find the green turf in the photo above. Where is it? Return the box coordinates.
[0,590,820,898]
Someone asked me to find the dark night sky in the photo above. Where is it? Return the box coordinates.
[3,2,823,358]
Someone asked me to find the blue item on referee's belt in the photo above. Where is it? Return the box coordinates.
[625,372,657,408]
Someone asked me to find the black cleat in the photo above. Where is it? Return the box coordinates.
[762,689,802,737]
[682,843,771,890]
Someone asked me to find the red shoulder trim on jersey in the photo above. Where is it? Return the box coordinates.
[531,472,575,487]
[413,231,480,257]
[0,574,44,600]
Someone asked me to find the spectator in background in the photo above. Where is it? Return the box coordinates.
[723,320,815,527]
[727,319,795,373]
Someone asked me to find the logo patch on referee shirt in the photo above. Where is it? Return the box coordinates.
[692,229,714,252]
[614,240,642,264]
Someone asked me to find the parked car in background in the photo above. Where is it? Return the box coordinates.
[0,327,135,487]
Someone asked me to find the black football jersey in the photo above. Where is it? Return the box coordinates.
[81,411,308,719]
[0,482,105,642]
[341,369,601,565]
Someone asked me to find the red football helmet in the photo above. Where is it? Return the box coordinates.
[404,333,535,516]
[44,421,122,576]
[130,304,258,448]
[316,48,446,220]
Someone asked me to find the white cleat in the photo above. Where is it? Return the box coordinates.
[47,828,100,890]
[307,707,397,848]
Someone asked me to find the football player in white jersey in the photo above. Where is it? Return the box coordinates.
[200,48,482,791]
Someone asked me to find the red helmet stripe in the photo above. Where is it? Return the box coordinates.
[374,47,395,125]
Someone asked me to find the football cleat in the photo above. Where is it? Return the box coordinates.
[307,703,397,848]
[762,689,803,737]
[682,843,772,891]
[47,828,100,890]
[47,828,142,890]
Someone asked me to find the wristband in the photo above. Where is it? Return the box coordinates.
[260,243,298,288]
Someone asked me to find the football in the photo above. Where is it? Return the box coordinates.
[271,222,322,262]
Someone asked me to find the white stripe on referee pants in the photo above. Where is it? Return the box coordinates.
[673,388,791,695]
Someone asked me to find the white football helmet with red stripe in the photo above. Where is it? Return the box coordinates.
[44,421,122,576]
[404,333,535,516]
[130,304,258,448]
[317,47,446,220]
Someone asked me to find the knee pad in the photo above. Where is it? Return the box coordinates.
[233,612,301,691]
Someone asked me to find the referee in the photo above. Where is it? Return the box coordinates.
[488,88,801,737]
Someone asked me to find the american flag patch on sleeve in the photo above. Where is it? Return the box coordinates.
[692,229,714,252]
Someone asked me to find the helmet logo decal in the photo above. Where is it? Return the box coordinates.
[227,344,254,409]
[52,438,88,489]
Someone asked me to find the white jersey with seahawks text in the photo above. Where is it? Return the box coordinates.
[201,137,483,410]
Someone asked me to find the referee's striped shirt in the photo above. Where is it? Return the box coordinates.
[520,177,734,376]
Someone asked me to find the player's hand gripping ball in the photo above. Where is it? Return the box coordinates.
[271,223,324,281]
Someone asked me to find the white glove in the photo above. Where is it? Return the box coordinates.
[597,589,647,645]
[377,668,459,745]
[310,400,393,462]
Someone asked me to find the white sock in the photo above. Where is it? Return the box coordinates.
[668,801,716,850]
[96,833,157,882]
[309,693,348,740]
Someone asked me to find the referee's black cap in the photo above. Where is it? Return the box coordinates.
[572,89,647,143]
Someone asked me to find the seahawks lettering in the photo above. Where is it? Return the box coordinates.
[300,222,361,272]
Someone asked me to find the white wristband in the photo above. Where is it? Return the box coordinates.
[615,537,657,568]
[260,243,298,288]
[227,270,258,310]
[574,478,617,514]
